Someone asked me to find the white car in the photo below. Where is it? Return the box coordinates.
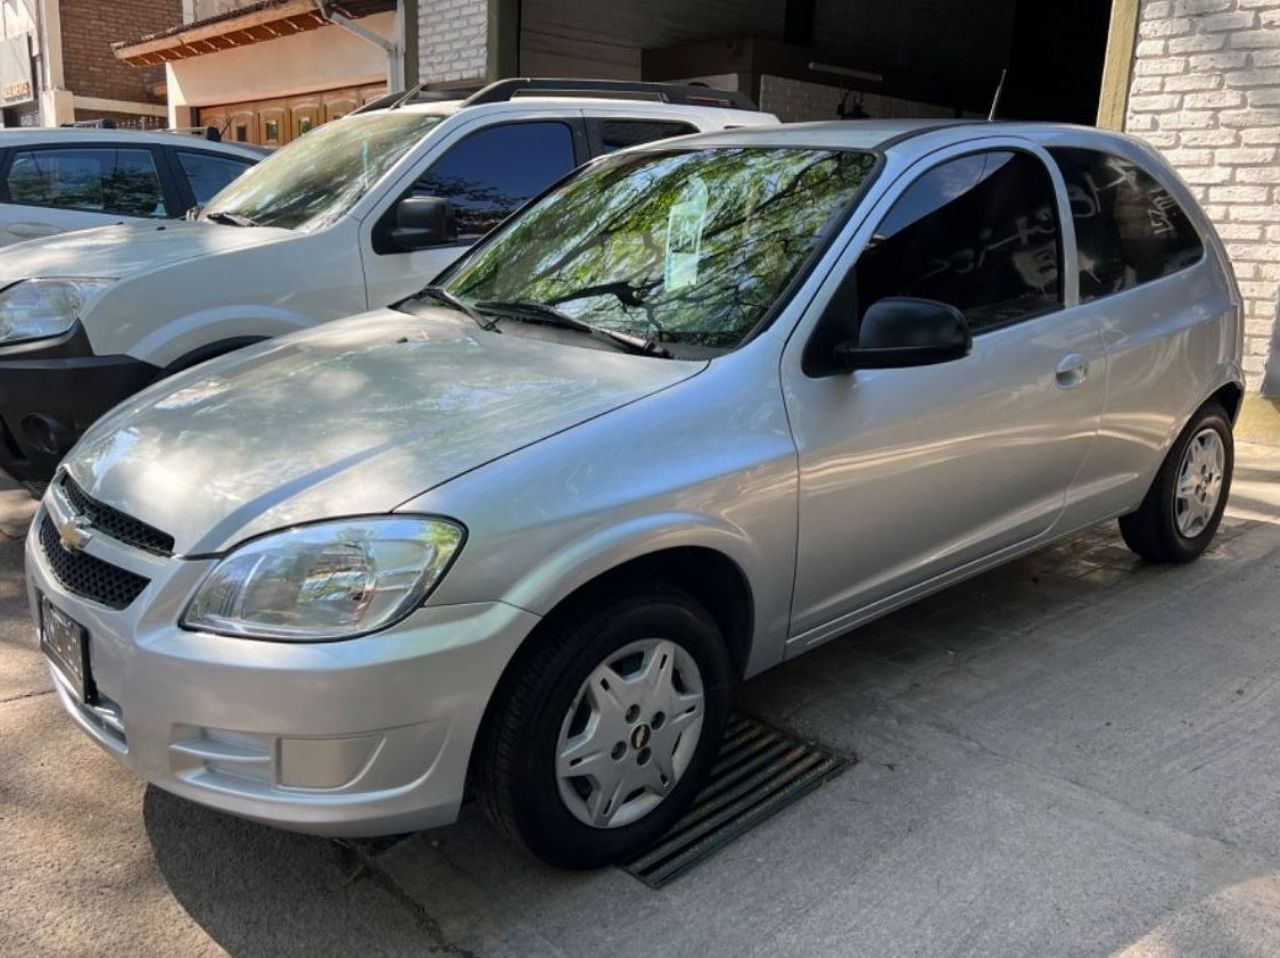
[0,80,776,487]
[0,127,263,246]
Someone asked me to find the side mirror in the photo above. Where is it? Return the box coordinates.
[388,195,457,251]
[833,297,972,372]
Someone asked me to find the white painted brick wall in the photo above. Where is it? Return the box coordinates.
[1130,0,1280,388]
[419,0,488,83]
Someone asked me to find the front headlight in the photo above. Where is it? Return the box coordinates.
[0,278,114,345]
[182,517,465,641]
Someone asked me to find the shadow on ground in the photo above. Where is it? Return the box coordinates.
[142,788,465,957]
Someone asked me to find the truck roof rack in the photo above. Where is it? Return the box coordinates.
[353,83,484,114]
[60,118,118,129]
[354,78,759,115]
[55,119,225,141]
[166,126,224,142]
[463,78,759,111]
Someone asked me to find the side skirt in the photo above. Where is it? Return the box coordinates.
[783,509,1130,659]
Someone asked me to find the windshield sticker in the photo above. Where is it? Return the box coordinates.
[664,176,708,291]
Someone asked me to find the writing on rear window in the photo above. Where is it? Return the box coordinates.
[1049,147,1203,303]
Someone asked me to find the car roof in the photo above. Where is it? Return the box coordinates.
[634,118,1153,158]
[0,127,266,159]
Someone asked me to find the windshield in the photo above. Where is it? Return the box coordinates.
[202,112,443,231]
[440,146,878,354]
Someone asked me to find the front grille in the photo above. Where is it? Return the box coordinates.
[38,515,150,610]
[61,475,175,556]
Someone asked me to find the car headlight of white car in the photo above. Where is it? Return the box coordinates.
[182,517,466,641]
[0,278,115,345]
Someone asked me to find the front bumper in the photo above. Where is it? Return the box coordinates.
[0,324,158,484]
[24,499,539,837]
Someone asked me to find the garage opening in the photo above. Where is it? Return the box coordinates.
[517,0,1115,126]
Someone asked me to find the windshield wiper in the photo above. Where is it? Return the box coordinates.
[474,300,671,358]
[417,285,498,332]
[204,210,259,227]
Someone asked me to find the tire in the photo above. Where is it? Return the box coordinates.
[1119,401,1233,563]
[474,582,732,869]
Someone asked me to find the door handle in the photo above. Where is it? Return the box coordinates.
[1055,354,1089,389]
[8,222,59,239]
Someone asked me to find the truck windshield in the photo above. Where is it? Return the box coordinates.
[201,112,443,231]
[441,146,878,354]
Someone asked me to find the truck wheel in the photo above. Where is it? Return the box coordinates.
[474,583,731,869]
[1120,401,1233,563]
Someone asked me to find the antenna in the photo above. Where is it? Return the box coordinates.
[988,68,1007,121]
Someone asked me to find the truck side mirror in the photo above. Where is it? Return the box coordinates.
[389,196,457,251]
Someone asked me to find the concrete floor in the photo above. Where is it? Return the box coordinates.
[3,445,1280,957]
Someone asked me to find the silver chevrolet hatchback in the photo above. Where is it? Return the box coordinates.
[26,120,1243,869]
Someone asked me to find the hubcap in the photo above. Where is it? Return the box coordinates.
[1175,428,1225,538]
[556,638,705,829]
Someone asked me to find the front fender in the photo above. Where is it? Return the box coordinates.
[501,511,788,678]
[123,305,318,368]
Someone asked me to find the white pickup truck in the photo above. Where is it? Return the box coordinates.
[0,79,777,486]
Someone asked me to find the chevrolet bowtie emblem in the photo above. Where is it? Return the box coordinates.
[57,516,94,554]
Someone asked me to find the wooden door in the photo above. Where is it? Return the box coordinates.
[359,83,388,105]
[257,103,289,147]
[288,94,322,139]
[196,105,227,139]
[226,107,258,145]
[323,89,359,122]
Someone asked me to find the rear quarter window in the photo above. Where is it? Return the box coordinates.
[597,119,699,153]
[1048,147,1204,302]
[177,149,254,205]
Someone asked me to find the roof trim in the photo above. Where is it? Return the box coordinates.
[874,119,990,150]
[112,0,394,66]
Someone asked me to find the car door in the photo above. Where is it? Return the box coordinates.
[1042,143,1233,524]
[359,116,589,308]
[0,144,171,246]
[781,142,1107,646]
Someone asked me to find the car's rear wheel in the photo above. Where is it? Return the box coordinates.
[474,584,731,869]
[1119,401,1233,563]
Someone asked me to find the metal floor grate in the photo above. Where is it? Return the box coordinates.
[620,713,852,888]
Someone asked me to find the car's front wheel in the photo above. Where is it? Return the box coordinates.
[474,584,731,869]
[1120,401,1234,563]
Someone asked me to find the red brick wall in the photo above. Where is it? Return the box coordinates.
[59,0,182,105]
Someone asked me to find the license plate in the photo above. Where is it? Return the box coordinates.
[39,596,94,704]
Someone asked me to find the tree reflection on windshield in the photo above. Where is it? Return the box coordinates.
[202,113,442,231]
[444,147,878,352]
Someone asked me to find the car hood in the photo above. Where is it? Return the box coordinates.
[0,220,290,283]
[63,309,704,554]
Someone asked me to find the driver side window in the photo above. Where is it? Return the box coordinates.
[410,121,577,238]
[855,151,1063,335]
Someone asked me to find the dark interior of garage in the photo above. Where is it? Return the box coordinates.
[512,0,1115,126]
